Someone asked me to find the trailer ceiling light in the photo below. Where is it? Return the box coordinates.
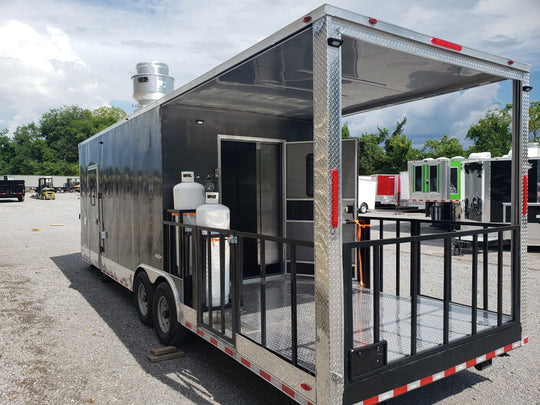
[327,37,344,48]
[368,18,378,25]
[431,37,462,52]
[523,85,533,92]
[303,16,312,23]
[195,119,204,124]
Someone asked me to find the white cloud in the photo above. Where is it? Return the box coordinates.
[0,0,537,141]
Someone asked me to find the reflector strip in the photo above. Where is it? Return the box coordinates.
[357,338,527,404]
[178,319,314,404]
[431,37,463,51]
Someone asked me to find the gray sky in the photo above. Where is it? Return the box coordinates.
[1,0,538,146]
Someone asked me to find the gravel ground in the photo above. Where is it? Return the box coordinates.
[0,194,538,404]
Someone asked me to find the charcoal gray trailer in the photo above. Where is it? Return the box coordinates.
[79,5,530,404]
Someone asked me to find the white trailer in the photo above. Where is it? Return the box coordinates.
[358,176,376,213]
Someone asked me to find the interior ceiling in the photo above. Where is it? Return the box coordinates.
[164,28,503,120]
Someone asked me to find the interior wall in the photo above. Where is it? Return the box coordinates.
[160,105,313,212]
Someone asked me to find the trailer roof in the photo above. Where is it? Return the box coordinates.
[158,4,528,120]
[81,4,530,144]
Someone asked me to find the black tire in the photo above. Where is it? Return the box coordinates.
[18,196,24,202]
[359,203,368,214]
[133,272,153,326]
[152,282,187,346]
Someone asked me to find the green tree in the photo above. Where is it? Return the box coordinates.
[466,104,511,157]
[342,122,350,138]
[381,117,422,173]
[422,134,466,158]
[529,101,540,142]
[357,133,385,175]
[1,105,126,175]
[0,128,14,173]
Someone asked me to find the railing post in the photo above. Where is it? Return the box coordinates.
[396,220,400,296]
[443,237,452,345]
[219,233,226,335]
[497,231,504,326]
[471,234,478,335]
[410,236,419,356]
[291,245,298,366]
[373,244,381,343]
[483,226,489,311]
[260,240,267,347]
[207,234,213,328]
[379,220,384,292]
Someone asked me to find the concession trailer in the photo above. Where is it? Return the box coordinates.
[79,5,531,404]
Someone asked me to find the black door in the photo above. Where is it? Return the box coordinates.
[221,140,282,278]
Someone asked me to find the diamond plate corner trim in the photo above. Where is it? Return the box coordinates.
[313,15,345,405]
[520,75,531,336]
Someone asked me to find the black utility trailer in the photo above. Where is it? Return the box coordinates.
[79,5,530,404]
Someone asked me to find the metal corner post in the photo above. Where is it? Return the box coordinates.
[511,76,529,331]
[313,15,345,404]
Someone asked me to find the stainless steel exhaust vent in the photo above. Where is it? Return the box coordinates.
[131,62,174,110]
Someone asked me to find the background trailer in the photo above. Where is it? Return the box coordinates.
[79,5,530,405]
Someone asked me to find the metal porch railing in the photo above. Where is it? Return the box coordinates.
[343,216,520,380]
[164,210,315,372]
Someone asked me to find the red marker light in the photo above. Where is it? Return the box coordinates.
[303,16,312,23]
[431,37,462,52]
[523,175,528,216]
[301,383,312,391]
[368,18,378,25]
[331,169,339,228]
[508,60,514,65]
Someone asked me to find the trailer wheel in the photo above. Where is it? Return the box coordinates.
[133,272,153,326]
[359,203,368,214]
[153,282,186,346]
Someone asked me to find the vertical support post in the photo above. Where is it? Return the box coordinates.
[291,245,298,366]
[483,227,489,311]
[313,15,344,403]
[396,220,401,296]
[219,234,226,335]
[410,235,418,356]
[373,245,381,343]
[497,231,504,326]
[379,220,384,292]
[235,236,244,334]
[471,234,478,335]
[511,79,526,326]
[207,234,213,327]
[443,237,452,345]
[260,240,267,347]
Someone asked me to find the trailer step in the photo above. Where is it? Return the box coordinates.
[148,346,185,362]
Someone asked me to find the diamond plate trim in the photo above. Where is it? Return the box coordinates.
[520,77,530,336]
[313,15,345,404]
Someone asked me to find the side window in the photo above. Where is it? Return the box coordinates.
[414,166,422,192]
[90,176,96,206]
[450,167,458,194]
[429,165,438,192]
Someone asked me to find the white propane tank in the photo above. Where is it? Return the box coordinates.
[196,192,230,308]
[173,171,205,210]
[172,172,205,269]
